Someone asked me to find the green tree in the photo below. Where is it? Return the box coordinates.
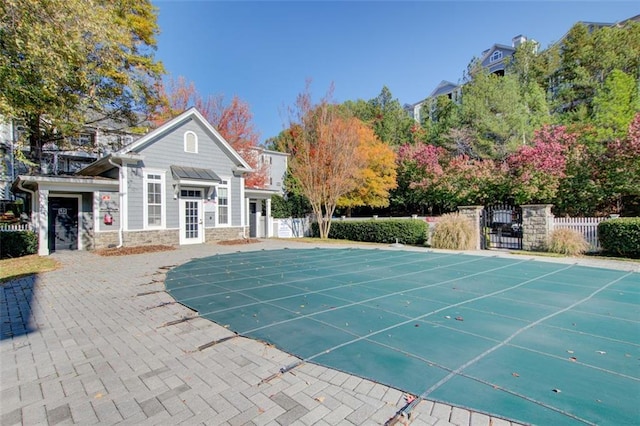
[508,40,559,95]
[460,67,529,159]
[342,99,374,123]
[368,86,414,145]
[551,23,599,119]
[343,86,413,145]
[508,43,552,138]
[0,0,164,164]
[271,173,312,219]
[592,69,640,141]
[423,95,462,148]
[552,21,640,121]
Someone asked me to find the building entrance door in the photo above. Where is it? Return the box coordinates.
[48,197,79,251]
[179,190,204,244]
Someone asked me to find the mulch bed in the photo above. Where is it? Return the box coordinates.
[94,245,176,256]
[217,239,261,245]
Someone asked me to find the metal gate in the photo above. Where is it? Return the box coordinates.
[481,204,523,250]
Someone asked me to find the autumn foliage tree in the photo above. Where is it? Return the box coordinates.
[397,143,508,211]
[506,125,573,204]
[286,84,367,239]
[337,122,397,213]
[152,76,267,188]
[1,0,165,165]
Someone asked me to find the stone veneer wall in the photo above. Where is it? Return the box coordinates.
[124,229,180,247]
[93,229,178,250]
[205,226,249,241]
[92,226,250,250]
[92,232,119,250]
[521,204,553,251]
[457,206,483,250]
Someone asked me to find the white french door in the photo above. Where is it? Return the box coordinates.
[179,197,204,245]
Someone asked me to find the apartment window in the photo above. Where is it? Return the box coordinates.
[217,180,229,225]
[184,131,198,153]
[144,172,165,228]
[68,133,93,146]
[489,50,503,63]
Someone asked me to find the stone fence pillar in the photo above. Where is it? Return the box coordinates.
[457,206,483,250]
[521,204,554,251]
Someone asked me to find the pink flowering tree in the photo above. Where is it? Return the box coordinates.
[507,125,575,205]
[554,114,640,216]
[395,143,448,210]
[439,156,509,208]
[398,143,509,211]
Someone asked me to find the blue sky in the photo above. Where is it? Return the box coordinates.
[153,1,638,143]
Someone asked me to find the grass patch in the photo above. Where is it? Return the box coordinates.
[508,250,565,258]
[584,252,640,263]
[508,250,640,263]
[0,255,60,283]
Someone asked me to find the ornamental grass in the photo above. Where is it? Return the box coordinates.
[546,228,589,256]
[430,213,477,250]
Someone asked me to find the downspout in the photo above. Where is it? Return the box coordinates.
[108,158,124,248]
[17,180,35,228]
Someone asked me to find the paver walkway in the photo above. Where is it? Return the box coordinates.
[6,239,630,425]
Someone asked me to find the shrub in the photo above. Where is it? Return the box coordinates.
[0,231,38,259]
[598,218,640,258]
[546,228,589,256]
[271,194,312,219]
[430,213,477,250]
[311,219,427,245]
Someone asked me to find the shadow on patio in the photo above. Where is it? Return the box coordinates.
[1,275,38,340]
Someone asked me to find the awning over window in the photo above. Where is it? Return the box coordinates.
[170,166,221,183]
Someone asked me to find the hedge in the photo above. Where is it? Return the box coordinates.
[598,218,640,258]
[311,219,428,245]
[0,231,38,259]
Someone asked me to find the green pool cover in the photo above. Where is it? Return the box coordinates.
[165,248,640,425]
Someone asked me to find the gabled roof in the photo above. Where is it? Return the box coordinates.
[479,44,516,64]
[121,107,252,171]
[429,80,460,98]
[554,15,638,47]
[77,108,253,176]
[250,146,290,157]
[412,81,461,107]
[619,14,640,25]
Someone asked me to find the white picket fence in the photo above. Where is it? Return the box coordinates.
[553,217,606,250]
[0,223,32,232]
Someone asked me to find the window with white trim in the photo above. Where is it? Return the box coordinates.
[489,50,503,63]
[217,180,229,225]
[144,172,165,228]
[184,131,198,153]
[68,133,94,146]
